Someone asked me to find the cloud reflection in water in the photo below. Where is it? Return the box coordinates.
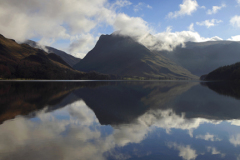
[1,82,240,160]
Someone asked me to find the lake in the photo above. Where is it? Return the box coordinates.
[0,81,240,160]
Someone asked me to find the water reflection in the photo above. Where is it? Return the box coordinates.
[0,81,240,160]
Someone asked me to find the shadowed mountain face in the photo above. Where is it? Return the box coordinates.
[2,81,240,125]
[0,34,109,80]
[74,34,198,80]
[24,40,81,67]
[160,41,240,76]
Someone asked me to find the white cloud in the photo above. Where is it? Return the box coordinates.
[113,13,151,39]
[147,5,153,9]
[139,27,223,52]
[112,15,224,52]
[0,0,233,59]
[230,15,240,28]
[167,0,199,18]
[188,23,195,31]
[207,4,226,15]
[0,100,109,160]
[228,35,240,41]
[227,119,240,126]
[67,101,98,126]
[0,0,115,42]
[229,134,240,147]
[69,34,97,58]
[0,93,233,160]
[237,0,240,6]
[112,0,132,8]
[207,147,226,157]
[196,133,221,141]
[196,19,223,28]
[209,36,223,41]
[0,0,134,58]
[138,109,220,134]
[167,143,198,160]
[133,2,152,12]
[112,123,150,147]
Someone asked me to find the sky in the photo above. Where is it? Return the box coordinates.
[0,0,240,58]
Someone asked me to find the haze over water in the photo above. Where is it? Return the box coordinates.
[0,81,240,160]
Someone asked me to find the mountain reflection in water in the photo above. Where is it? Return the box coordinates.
[0,81,240,160]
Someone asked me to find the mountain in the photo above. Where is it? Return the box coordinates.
[74,34,198,80]
[0,34,109,80]
[24,40,81,67]
[201,62,240,81]
[160,41,240,76]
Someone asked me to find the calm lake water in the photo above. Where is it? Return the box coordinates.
[0,81,240,160]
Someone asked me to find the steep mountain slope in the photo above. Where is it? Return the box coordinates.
[160,41,240,76]
[0,34,109,80]
[24,40,81,67]
[74,34,198,79]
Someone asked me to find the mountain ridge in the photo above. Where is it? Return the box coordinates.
[24,40,81,67]
[159,40,240,76]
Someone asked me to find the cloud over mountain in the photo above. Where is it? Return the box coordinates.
[0,0,117,41]
[0,0,239,58]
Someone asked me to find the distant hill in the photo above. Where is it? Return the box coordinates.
[160,41,240,76]
[201,62,240,81]
[24,40,81,67]
[74,34,198,80]
[0,34,109,80]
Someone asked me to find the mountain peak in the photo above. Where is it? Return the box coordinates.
[74,33,198,79]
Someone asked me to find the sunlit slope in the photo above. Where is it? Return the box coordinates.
[74,34,198,80]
